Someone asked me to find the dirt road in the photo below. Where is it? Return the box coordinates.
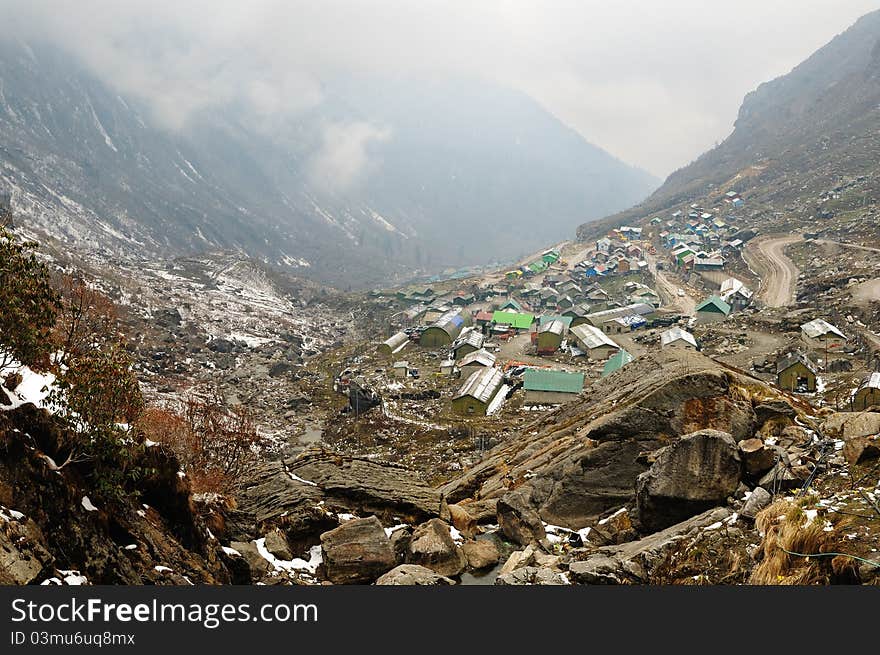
[743,235,803,307]
[645,253,696,315]
[816,239,880,254]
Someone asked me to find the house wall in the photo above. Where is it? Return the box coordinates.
[452,396,489,415]
[802,333,846,353]
[524,390,579,405]
[695,309,726,325]
[587,344,618,360]
[537,333,563,353]
[454,343,479,359]
[777,363,816,392]
[853,388,880,411]
[421,327,454,347]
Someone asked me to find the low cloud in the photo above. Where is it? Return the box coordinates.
[307,121,392,194]
[2,0,878,175]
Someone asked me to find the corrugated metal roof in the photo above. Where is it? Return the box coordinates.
[539,314,574,328]
[801,319,846,340]
[776,351,817,374]
[454,367,504,404]
[584,303,654,325]
[380,331,409,350]
[523,369,584,393]
[660,327,697,347]
[695,295,731,315]
[539,319,566,336]
[492,311,534,329]
[570,324,620,350]
[455,330,484,350]
[457,348,496,368]
[602,349,634,377]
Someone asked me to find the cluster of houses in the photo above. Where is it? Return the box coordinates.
[655,199,749,272]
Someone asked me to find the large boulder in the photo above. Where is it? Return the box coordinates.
[234,453,442,550]
[461,540,500,570]
[0,515,54,584]
[320,516,396,584]
[375,564,455,585]
[738,438,777,476]
[636,430,742,533]
[822,412,880,440]
[229,541,270,580]
[406,519,467,578]
[842,434,880,467]
[496,488,546,546]
[495,566,566,585]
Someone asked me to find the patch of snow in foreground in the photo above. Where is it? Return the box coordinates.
[154,566,173,573]
[0,362,57,411]
[58,570,89,585]
[254,538,322,575]
[81,496,98,512]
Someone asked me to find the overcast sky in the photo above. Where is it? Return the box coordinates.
[5,0,879,178]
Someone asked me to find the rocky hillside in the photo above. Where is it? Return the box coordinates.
[577,9,880,241]
[0,404,233,584]
[0,39,656,289]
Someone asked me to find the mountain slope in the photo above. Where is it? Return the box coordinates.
[577,9,880,240]
[0,39,657,288]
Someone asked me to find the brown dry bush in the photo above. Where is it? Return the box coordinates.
[138,391,259,494]
[750,500,853,585]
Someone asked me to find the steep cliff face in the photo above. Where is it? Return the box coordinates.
[0,404,231,585]
[577,9,880,241]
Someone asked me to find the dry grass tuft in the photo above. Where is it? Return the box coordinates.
[750,499,850,585]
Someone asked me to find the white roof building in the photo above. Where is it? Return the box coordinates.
[801,319,846,340]
[660,327,698,349]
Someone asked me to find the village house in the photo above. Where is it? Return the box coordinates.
[451,329,484,359]
[582,302,654,328]
[392,360,410,378]
[801,319,847,353]
[570,324,621,360]
[562,303,593,327]
[602,349,634,377]
[523,369,584,405]
[603,314,647,334]
[457,348,497,378]
[452,367,505,415]
[852,372,880,410]
[377,330,409,358]
[719,277,753,309]
[536,319,567,354]
[660,326,697,350]
[420,309,470,347]
[491,310,534,331]
[694,295,732,325]
[776,351,818,393]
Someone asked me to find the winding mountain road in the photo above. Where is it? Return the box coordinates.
[743,235,803,307]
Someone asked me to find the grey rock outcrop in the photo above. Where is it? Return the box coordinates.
[320,516,396,584]
[375,564,455,586]
[636,430,742,533]
[406,519,467,578]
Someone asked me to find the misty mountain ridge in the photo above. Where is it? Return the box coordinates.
[0,39,657,288]
[577,8,880,240]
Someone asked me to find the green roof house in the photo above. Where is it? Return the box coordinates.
[523,369,584,405]
[602,349,634,377]
[492,311,534,330]
[695,295,731,325]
